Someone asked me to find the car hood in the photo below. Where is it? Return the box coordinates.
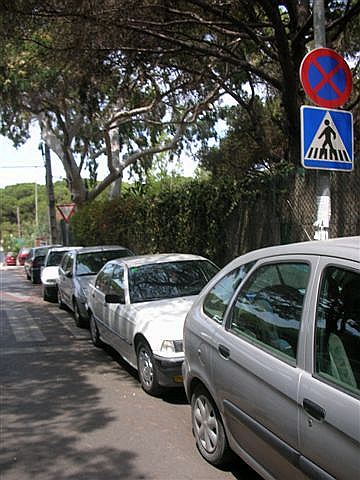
[130,296,197,341]
[77,275,96,292]
[41,266,60,281]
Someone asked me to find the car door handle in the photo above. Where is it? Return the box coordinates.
[218,344,230,359]
[303,398,326,421]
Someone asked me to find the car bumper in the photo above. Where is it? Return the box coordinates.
[153,354,184,388]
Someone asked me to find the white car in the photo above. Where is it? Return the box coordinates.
[41,246,82,301]
[87,253,219,395]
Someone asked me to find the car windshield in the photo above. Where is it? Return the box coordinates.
[76,249,132,276]
[128,260,219,303]
[47,251,68,266]
[36,247,50,256]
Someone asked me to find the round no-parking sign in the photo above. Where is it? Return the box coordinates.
[300,48,352,108]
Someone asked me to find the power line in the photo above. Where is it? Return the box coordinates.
[0,165,43,168]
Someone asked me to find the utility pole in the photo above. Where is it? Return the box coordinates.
[35,182,39,228]
[16,206,21,238]
[313,0,331,240]
[41,143,58,244]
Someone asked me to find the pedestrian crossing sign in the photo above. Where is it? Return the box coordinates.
[301,105,353,171]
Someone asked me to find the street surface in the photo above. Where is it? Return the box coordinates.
[0,267,260,480]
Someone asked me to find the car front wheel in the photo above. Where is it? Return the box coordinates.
[136,342,161,396]
[191,385,231,466]
[89,314,102,348]
[73,299,86,328]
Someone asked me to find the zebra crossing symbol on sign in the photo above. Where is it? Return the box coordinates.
[301,106,353,171]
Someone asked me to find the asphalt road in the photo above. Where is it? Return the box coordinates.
[0,266,260,480]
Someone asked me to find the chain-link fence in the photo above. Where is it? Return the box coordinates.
[224,167,359,263]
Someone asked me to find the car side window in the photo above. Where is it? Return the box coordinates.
[109,266,125,298]
[203,262,255,324]
[228,262,310,361]
[95,264,113,292]
[60,253,70,273]
[315,267,360,395]
[66,255,74,275]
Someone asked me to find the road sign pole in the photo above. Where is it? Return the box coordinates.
[313,0,331,240]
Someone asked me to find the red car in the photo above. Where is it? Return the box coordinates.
[5,252,17,266]
[16,247,31,266]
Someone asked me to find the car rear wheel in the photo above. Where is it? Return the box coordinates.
[89,314,102,347]
[191,385,231,466]
[136,342,161,396]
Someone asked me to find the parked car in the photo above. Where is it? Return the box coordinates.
[5,251,17,266]
[182,236,360,480]
[16,247,31,266]
[87,253,219,395]
[57,245,134,327]
[24,245,62,284]
[41,246,82,302]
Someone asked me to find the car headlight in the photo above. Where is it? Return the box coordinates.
[161,340,183,353]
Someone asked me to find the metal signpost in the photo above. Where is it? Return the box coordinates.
[299,38,353,240]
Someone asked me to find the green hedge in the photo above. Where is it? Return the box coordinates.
[70,170,291,267]
[70,177,240,266]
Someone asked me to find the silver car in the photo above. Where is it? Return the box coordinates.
[57,245,134,327]
[183,236,360,480]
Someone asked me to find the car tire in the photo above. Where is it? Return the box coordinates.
[57,289,66,310]
[73,299,86,328]
[136,341,162,396]
[191,385,231,466]
[43,287,51,302]
[89,314,102,348]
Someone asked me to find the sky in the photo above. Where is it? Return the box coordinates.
[0,125,198,189]
[0,126,66,188]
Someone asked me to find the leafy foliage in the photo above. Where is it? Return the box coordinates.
[0,181,70,250]
[71,171,291,266]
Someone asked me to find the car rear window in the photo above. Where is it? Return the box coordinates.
[76,249,133,276]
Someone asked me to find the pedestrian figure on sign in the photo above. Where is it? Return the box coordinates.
[319,119,338,160]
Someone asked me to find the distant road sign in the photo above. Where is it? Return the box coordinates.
[301,106,353,171]
[56,203,76,223]
[300,48,352,108]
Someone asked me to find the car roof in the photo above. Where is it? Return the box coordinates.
[31,244,62,252]
[110,253,211,268]
[47,246,82,253]
[74,245,132,254]
[224,236,360,272]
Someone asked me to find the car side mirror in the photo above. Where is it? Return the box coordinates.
[65,270,73,278]
[105,293,125,304]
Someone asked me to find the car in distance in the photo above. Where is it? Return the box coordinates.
[41,246,82,302]
[16,247,31,266]
[183,236,360,480]
[57,245,134,327]
[5,252,17,266]
[25,245,62,283]
[87,253,219,395]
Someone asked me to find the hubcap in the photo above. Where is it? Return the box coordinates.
[193,395,218,453]
[138,347,153,387]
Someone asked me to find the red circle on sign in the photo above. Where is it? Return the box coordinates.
[300,48,352,108]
